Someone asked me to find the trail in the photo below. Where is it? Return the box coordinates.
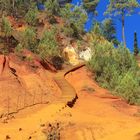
[54,63,85,106]
[63,66,140,140]
[0,63,140,140]
[0,63,85,140]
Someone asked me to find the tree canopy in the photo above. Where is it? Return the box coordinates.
[102,18,119,46]
[83,0,99,14]
[105,0,140,47]
[105,0,139,16]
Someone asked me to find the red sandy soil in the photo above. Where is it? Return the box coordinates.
[1,15,140,140]
[0,53,61,116]
[0,65,140,140]
[62,67,140,140]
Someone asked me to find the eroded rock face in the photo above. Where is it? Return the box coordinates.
[0,55,27,114]
[0,55,61,117]
[0,55,5,75]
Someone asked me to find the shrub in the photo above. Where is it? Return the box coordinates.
[88,43,120,89]
[45,0,60,16]
[60,4,87,38]
[44,0,60,24]
[51,56,64,70]
[43,122,61,140]
[1,16,12,39]
[88,43,140,104]
[22,27,37,52]
[25,6,38,26]
[102,18,119,46]
[37,27,60,59]
[15,43,23,54]
[25,55,33,62]
[92,22,103,36]
[115,71,140,104]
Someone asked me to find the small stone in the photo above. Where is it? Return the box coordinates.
[40,123,45,127]
[19,128,22,131]
[28,136,32,139]
[6,135,10,139]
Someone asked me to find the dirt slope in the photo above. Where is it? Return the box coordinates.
[63,67,140,140]
[0,54,61,117]
[0,66,140,140]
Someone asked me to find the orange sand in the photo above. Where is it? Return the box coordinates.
[0,67,140,140]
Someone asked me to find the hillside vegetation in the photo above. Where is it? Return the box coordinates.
[88,41,140,104]
[0,0,140,106]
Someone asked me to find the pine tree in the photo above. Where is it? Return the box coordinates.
[83,0,99,14]
[25,6,38,26]
[92,22,102,36]
[134,32,139,56]
[21,27,37,51]
[102,18,119,46]
[0,0,35,17]
[105,0,139,47]
[60,4,87,38]
[45,0,60,15]
[1,16,12,42]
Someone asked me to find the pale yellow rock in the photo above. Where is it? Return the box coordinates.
[63,46,79,65]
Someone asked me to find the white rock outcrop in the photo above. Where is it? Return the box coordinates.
[79,47,92,61]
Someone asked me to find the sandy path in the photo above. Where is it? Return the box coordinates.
[0,64,84,140]
[0,103,66,140]
[1,65,140,140]
[63,66,140,140]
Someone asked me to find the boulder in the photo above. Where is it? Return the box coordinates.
[79,47,92,61]
[63,46,79,65]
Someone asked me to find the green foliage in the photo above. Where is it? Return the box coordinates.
[0,0,34,17]
[83,0,99,14]
[105,0,140,16]
[92,22,102,36]
[134,32,139,56]
[90,19,119,46]
[15,43,23,54]
[105,0,140,47]
[25,6,38,26]
[60,4,87,38]
[37,27,59,59]
[45,0,60,16]
[0,47,9,55]
[1,16,12,38]
[102,18,119,46]
[25,55,33,62]
[0,0,11,15]
[115,71,140,104]
[22,27,37,51]
[88,43,140,104]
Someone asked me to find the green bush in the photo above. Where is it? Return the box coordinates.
[1,16,12,38]
[60,4,87,38]
[115,71,140,104]
[37,27,60,59]
[22,27,37,52]
[88,43,140,104]
[25,6,38,26]
[15,43,23,54]
[45,0,60,16]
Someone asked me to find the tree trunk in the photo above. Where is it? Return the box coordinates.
[12,0,15,16]
[12,0,15,9]
[122,13,126,47]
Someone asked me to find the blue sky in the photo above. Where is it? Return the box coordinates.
[72,0,140,51]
